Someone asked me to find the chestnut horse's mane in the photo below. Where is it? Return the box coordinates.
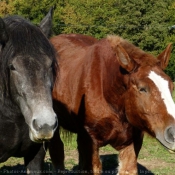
[107,35,159,66]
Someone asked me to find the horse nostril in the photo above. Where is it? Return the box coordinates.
[32,119,41,132]
[165,126,175,143]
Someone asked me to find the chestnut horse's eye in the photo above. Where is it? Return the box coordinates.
[9,64,16,71]
[139,87,147,93]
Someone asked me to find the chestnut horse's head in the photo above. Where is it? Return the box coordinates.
[108,36,175,152]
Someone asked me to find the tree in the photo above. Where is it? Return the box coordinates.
[53,0,119,38]
[1,0,175,79]
[113,0,173,52]
[0,0,14,16]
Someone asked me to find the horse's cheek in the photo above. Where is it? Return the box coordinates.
[125,90,147,126]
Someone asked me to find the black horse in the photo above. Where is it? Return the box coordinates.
[0,8,58,174]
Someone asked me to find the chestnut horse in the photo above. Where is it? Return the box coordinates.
[49,34,175,175]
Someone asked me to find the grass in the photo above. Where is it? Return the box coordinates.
[1,134,175,175]
[138,134,175,175]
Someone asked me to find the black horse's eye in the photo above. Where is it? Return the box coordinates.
[139,87,147,92]
[9,64,16,70]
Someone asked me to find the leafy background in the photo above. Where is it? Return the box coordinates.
[1,0,175,79]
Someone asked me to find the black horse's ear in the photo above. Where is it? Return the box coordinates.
[0,17,8,51]
[39,7,54,38]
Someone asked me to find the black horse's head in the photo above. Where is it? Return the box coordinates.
[0,8,58,142]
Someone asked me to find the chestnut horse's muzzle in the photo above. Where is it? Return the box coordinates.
[165,126,175,144]
[156,125,175,152]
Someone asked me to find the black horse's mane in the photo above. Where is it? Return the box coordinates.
[0,15,57,99]
[2,15,55,61]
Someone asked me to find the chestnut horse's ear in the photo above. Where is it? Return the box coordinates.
[157,43,172,70]
[115,45,135,72]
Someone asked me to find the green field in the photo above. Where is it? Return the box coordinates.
[63,134,175,175]
[0,133,175,175]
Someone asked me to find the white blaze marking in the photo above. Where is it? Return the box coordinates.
[148,71,175,119]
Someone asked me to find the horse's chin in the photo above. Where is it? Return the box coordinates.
[29,130,42,143]
[168,149,175,154]
[29,129,51,143]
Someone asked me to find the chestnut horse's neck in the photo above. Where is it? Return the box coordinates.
[82,38,127,114]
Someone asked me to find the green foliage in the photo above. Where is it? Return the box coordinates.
[1,0,175,79]
[0,0,14,16]
[53,0,119,38]
[0,0,58,24]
